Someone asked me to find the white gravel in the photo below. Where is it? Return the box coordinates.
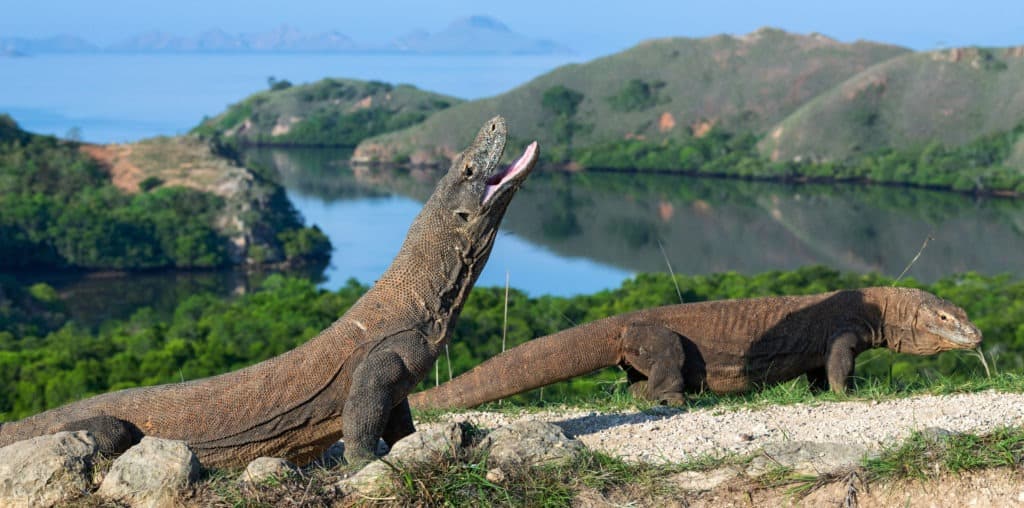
[420,391,1024,464]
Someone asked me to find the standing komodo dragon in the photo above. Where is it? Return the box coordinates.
[408,287,982,409]
[0,116,539,467]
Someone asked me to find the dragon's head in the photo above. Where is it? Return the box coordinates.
[886,288,982,354]
[425,115,538,264]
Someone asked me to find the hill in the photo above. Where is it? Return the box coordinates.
[761,46,1024,162]
[352,28,908,164]
[0,115,329,270]
[192,78,460,148]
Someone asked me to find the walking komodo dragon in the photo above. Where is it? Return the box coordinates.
[409,288,982,409]
[0,116,539,467]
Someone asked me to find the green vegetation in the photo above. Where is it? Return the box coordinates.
[382,439,683,506]
[354,29,908,165]
[0,116,229,269]
[193,78,460,147]
[2,266,1022,420]
[573,121,1024,195]
[352,33,1024,194]
[762,48,1024,162]
[607,79,668,112]
[865,426,1024,481]
[541,85,587,161]
[0,117,330,270]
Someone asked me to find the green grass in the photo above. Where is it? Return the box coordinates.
[382,446,695,507]
[865,426,1024,481]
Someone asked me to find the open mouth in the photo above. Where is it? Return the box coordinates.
[482,141,539,205]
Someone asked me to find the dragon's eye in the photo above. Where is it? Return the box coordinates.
[464,164,474,178]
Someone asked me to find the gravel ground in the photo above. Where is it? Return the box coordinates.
[421,390,1024,463]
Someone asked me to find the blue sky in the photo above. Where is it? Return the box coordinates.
[3,0,1023,55]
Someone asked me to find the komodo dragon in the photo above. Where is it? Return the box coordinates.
[408,287,982,409]
[0,116,539,467]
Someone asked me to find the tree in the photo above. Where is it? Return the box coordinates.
[541,86,585,161]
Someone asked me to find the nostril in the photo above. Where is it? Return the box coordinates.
[490,123,496,132]
[455,211,470,222]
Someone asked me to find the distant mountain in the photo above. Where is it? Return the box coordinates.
[239,25,357,51]
[11,16,568,55]
[0,34,98,54]
[389,16,571,54]
[106,25,359,52]
[106,30,193,52]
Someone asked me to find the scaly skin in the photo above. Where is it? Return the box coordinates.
[409,287,982,410]
[0,117,539,467]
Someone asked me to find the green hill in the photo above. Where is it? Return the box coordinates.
[760,46,1024,162]
[352,28,908,164]
[0,115,329,270]
[193,78,461,147]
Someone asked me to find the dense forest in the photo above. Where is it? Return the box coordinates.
[0,115,330,270]
[2,266,1020,420]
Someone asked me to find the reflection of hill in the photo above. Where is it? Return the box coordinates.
[508,176,1024,281]
[254,147,1024,281]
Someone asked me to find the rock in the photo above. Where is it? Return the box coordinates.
[335,423,463,497]
[0,431,98,508]
[96,437,202,508]
[746,441,871,477]
[478,421,583,468]
[240,457,299,484]
[485,467,506,483]
[670,466,743,491]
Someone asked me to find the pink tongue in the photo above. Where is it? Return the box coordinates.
[483,141,538,204]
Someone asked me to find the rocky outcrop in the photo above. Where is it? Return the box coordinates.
[96,437,202,508]
[479,420,584,467]
[0,431,98,508]
[81,136,330,266]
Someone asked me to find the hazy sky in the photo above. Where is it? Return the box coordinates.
[3,0,1023,55]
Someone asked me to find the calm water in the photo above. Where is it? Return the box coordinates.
[0,52,585,143]
[252,148,1024,288]
[5,53,1024,324]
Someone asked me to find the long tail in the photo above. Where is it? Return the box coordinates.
[408,319,623,410]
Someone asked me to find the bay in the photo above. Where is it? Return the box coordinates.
[0,52,584,143]
[4,52,1024,325]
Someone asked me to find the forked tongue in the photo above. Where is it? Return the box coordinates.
[482,141,538,205]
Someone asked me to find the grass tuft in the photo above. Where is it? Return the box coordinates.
[864,426,1024,481]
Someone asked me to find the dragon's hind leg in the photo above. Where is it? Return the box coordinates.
[57,415,142,455]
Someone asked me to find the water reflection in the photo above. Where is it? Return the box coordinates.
[15,146,1024,327]
[249,147,631,295]
[247,147,1024,284]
